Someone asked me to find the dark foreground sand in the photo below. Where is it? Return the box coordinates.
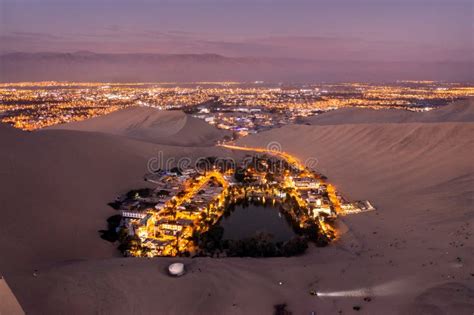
[1,101,473,314]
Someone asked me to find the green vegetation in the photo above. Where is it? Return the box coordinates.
[234,167,246,182]
[98,214,122,242]
[302,221,331,247]
[126,188,153,199]
[193,191,329,257]
[118,233,142,255]
[107,201,121,210]
[196,226,309,257]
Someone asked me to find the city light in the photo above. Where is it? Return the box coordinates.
[1,81,472,131]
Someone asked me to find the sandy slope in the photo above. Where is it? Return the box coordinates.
[0,277,24,315]
[0,126,229,272]
[48,106,231,146]
[235,119,474,313]
[1,101,473,314]
[303,98,474,125]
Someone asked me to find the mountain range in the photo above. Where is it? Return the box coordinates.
[1,52,472,82]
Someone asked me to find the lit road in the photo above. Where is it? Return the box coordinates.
[219,143,307,171]
[161,170,227,213]
[326,184,342,214]
[219,143,337,239]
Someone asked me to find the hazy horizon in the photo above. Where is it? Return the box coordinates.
[1,0,472,63]
[1,2,474,315]
[1,0,473,82]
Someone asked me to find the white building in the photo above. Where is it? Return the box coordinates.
[121,211,147,219]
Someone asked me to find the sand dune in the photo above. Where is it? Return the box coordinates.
[1,100,473,314]
[48,106,231,146]
[303,97,474,125]
[236,118,473,313]
[0,126,228,272]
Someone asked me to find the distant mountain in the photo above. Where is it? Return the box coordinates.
[0,52,472,82]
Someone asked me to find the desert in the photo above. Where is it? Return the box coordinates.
[1,98,472,314]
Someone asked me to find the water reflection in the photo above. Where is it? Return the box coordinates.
[220,203,296,243]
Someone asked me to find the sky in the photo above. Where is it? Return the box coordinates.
[0,0,472,62]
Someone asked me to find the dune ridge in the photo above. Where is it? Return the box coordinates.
[47,106,231,146]
[236,112,473,314]
[303,97,474,125]
[0,126,229,274]
[0,99,472,314]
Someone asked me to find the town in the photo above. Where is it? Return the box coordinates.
[103,144,375,257]
[1,81,473,134]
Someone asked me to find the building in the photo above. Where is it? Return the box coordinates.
[294,177,320,189]
[121,211,147,219]
[311,203,333,217]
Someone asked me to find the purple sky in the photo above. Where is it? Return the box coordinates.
[1,0,472,62]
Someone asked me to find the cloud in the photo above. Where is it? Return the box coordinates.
[7,31,64,40]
